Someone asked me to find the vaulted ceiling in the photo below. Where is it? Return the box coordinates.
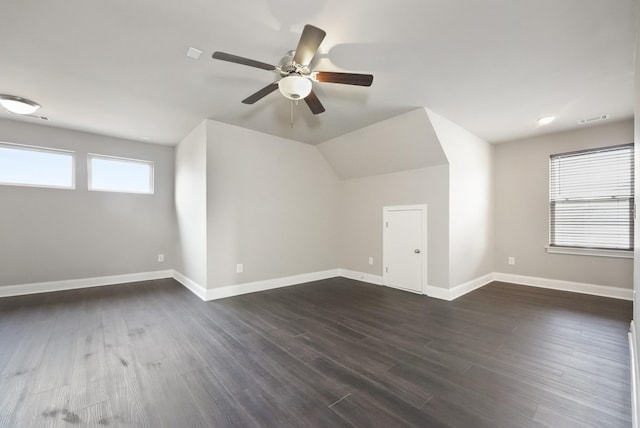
[0,0,636,145]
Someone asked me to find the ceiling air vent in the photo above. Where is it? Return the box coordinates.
[578,114,609,125]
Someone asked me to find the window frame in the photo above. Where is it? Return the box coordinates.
[0,141,76,190]
[547,143,634,258]
[87,153,154,194]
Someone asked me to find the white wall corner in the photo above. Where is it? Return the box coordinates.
[494,272,633,301]
[0,270,174,299]
[630,321,639,428]
[339,269,384,286]
[449,273,495,300]
[202,269,341,301]
[172,270,208,301]
[425,273,495,301]
[424,285,452,300]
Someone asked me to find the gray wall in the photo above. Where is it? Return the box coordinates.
[205,120,341,288]
[428,110,495,287]
[318,108,451,289]
[175,121,207,286]
[339,166,450,288]
[0,118,178,286]
[2,109,632,295]
[318,108,447,179]
[494,119,634,289]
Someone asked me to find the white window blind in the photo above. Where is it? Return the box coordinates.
[549,144,634,251]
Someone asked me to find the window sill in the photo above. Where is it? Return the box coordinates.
[545,246,633,259]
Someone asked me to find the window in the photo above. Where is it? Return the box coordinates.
[88,154,154,194]
[0,142,75,189]
[549,144,634,255]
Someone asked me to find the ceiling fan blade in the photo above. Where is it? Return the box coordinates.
[304,90,325,114]
[315,72,373,87]
[212,51,275,71]
[293,25,326,66]
[242,82,279,104]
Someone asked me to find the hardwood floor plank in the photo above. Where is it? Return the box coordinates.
[329,392,415,428]
[180,367,258,428]
[102,344,159,428]
[295,321,398,373]
[389,360,541,419]
[9,383,75,428]
[1,321,54,378]
[72,400,116,427]
[0,371,37,427]
[421,395,498,428]
[261,384,355,428]
[134,357,212,428]
[0,278,632,427]
[237,331,351,405]
[463,363,630,426]
[309,356,448,427]
[233,386,299,428]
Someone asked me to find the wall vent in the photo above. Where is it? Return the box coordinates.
[578,114,609,125]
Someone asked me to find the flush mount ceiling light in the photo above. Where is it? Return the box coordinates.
[0,95,40,115]
[537,115,556,126]
[278,75,312,100]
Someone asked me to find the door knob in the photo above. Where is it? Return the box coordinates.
[414,249,421,254]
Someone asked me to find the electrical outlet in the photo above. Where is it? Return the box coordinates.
[368,257,373,265]
[157,254,164,262]
[508,256,515,265]
[236,264,243,273]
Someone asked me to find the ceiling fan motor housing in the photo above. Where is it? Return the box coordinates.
[277,50,310,76]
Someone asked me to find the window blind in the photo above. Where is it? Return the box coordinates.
[549,143,634,250]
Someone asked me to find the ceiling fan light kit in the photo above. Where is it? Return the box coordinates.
[278,75,312,100]
[211,24,373,115]
[0,95,40,115]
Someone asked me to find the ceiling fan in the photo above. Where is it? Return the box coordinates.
[212,24,373,114]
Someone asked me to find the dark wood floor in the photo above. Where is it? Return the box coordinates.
[0,277,632,427]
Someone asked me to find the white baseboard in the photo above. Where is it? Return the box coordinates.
[338,269,383,286]
[340,269,493,301]
[179,269,341,301]
[630,321,639,428]
[0,270,174,298]
[172,271,207,300]
[494,272,633,301]
[424,285,451,300]
[2,268,629,305]
[425,273,495,301]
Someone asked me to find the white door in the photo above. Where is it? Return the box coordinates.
[383,205,427,294]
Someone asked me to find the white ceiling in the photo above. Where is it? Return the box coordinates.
[0,0,636,145]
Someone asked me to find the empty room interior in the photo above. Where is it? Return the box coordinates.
[1,1,640,427]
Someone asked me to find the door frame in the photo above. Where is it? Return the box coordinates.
[382,204,428,294]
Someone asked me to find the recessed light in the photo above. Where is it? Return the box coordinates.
[537,115,555,126]
[0,95,40,115]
